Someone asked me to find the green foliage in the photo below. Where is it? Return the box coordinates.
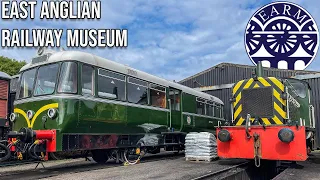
[0,56,26,76]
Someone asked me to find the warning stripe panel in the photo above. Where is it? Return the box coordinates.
[232,77,286,126]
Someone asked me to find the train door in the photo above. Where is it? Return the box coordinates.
[168,88,181,131]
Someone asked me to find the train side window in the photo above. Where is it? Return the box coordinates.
[57,62,78,94]
[98,69,126,101]
[127,77,148,105]
[196,97,205,115]
[206,101,214,116]
[169,89,180,111]
[82,65,95,96]
[150,84,166,108]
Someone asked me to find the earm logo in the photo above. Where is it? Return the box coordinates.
[245,2,319,70]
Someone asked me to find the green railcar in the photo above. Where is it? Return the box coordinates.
[3,49,225,163]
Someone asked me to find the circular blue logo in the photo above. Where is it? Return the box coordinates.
[245,2,319,70]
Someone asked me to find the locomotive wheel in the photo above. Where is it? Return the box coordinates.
[91,149,109,164]
[0,143,11,162]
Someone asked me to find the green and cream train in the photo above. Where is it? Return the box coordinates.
[1,49,225,163]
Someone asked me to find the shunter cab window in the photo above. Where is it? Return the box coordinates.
[127,77,148,105]
[34,63,59,96]
[18,68,37,99]
[82,65,95,96]
[58,62,78,93]
[169,89,180,111]
[98,69,126,101]
[288,80,307,98]
[150,84,166,108]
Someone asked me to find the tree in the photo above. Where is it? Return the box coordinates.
[0,56,26,76]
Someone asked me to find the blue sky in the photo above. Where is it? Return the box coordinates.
[1,0,319,81]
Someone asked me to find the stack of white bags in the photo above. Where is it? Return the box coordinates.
[185,132,218,160]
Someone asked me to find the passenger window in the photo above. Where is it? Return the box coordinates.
[98,69,126,101]
[82,65,95,96]
[150,84,166,108]
[196,98,205,115]
[58,62,78,93]
[127,77,148,105]
[206,101,214,116]
[169,89,181,111]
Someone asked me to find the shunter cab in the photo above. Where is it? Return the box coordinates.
[216,62,316,167]
[0,72,11,140]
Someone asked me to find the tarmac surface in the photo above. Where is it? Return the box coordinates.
[43,157,246,180]
[273,152,320,180]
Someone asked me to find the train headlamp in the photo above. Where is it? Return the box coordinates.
[10,113,17,122]
[27,110,35,120]
[278,128,294,143]
[47,108,58,119]
[218,129,231,142]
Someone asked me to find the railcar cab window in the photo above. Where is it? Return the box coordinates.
[18,68,37,99]
[196,97,206,115]
[98,69,126,101]
[58,62,78,93]
[34,63,59,96]
[150,84,166,108]
[127,77,148,105]
[288,79,307,98]
[82,65,95,96]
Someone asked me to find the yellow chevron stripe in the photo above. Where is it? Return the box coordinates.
[274,102,286,118]
[14,103,59,129]
[269,77,284,91]
[234,92,241,107]
[258,77,271,86]
[233,80,244,94]
[273,115,283,125]
[254,83,260,88]
[236,117,245,126]
[273,89,286,106]
[234,105,242,119]
[14,108,31,128]
[243,78,254,89]
[261,118,271,125]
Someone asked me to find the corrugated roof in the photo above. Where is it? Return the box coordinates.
[179,62,319,83]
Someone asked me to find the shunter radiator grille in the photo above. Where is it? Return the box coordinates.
[241,87,273,118]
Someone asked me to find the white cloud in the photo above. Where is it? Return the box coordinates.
[1,0,320,81]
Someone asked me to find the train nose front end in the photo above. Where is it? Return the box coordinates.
[216,75,308,166]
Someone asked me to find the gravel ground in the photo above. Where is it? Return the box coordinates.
[43,157,245,180]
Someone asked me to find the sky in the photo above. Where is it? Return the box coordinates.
[1,0,320,81]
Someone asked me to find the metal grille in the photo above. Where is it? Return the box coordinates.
[241,87,273,118]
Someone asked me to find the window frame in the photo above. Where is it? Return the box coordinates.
[33,62,60,97]
[81,64,95,96]
[149,83,166,108]
[97,68,127,101]
[17,67,38,100]
[57,61,79,95]
[127,77,149,105]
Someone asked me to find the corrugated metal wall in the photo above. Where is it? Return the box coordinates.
[180,63,314,88]
[180,63,320,148]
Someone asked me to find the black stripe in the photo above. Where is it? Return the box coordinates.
[274,109,285,122]
[255,81,264,87]
[234,79,248,96]
[265,78,283,93]
[248,81,256,89]
[268,118,276,124]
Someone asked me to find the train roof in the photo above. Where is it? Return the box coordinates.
[20,50,223,105]
[0,71,11,80]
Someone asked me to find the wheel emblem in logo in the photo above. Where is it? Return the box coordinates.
[245,2,319,70]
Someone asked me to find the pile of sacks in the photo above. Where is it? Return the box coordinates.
[185,132,218,160]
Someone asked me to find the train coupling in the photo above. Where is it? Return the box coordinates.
[7,128,55,143]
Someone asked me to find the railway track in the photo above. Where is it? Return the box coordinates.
[0,152,185,180]
[191,162,250,180]
[0,160,36,167]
